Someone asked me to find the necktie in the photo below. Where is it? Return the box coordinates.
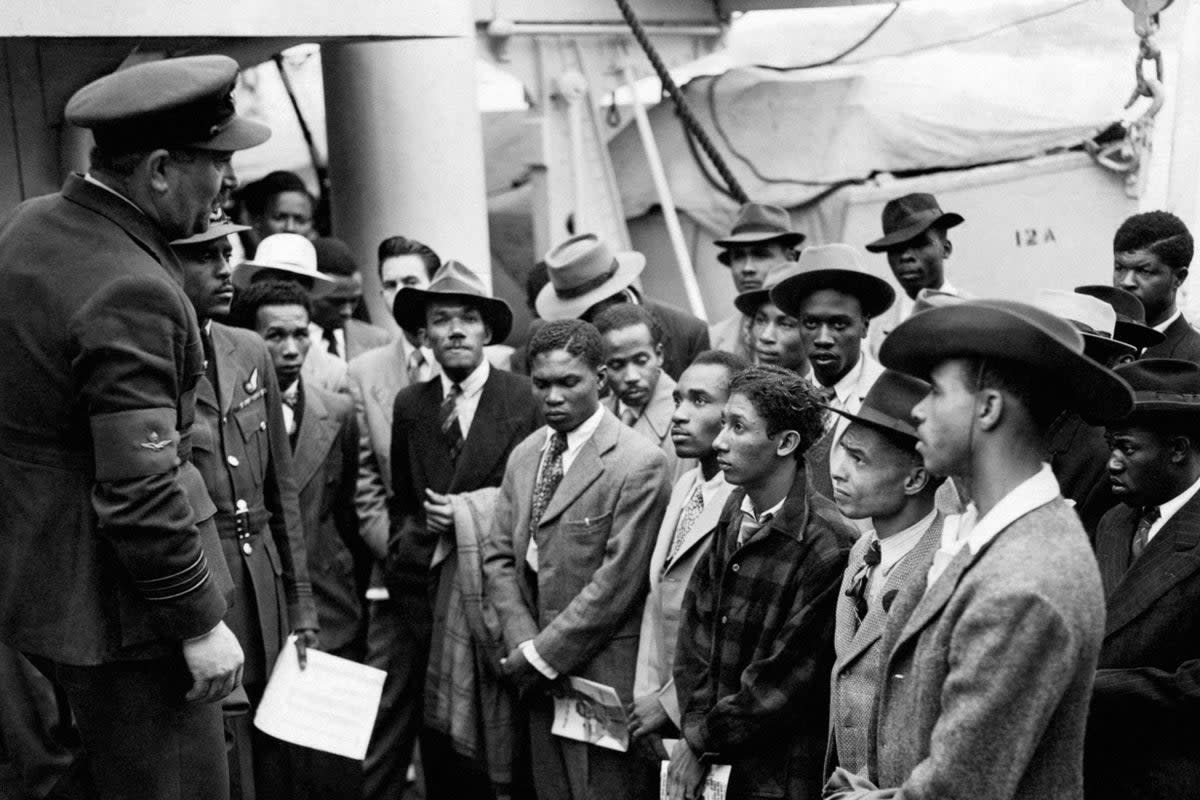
[407,349,429,384]
[440,383,464,461]
[846,538,882,621]
[736,509,773,548]
[281,388,298,437]
[620,406,640,427]
[666,486,705,566]
[324,327,340,358]
[1130,506,1161,562]
[529,432,569,546]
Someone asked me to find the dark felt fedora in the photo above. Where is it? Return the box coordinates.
[826,369,929,442]
[1034,289,1137,366]
[770,243,896,320]
[880,298,1134,424]
[865,193,964,253]
[715,203,806,265]
[1114,358,1200,416]
[1074,284,1165,349]
[393,259,513,342]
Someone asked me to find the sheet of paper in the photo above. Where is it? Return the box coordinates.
[659,761,732,800]
[253,635,387,760]
[551,676,630,752]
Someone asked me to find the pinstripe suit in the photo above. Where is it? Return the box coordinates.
[1086,494,1200,800]
[826,515,944,778]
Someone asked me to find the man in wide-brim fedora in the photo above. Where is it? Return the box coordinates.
[710,203,805,361]
[827,299,1132,800]
[1086,358,1200,800]
[538,233,710,380]
[865,192,966,357]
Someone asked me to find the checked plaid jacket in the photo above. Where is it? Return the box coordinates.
[675,465,855,800]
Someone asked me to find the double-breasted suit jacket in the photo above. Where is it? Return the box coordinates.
[634,468,733,727]
[192,322,317,687]
[1144,313,1200,364]
[387,367,542,603]
[292,380,367,655]
[1085,494,1200,800]
[826,517,943,778]
[858,497,1104,800]
[0,174,229,663]
[675,466,855,800]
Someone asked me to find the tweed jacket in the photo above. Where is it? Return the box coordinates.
[193,322,317,686]
[0,174,228,664]
[1143,313,1200,364]
[292,380,368,654]
[481,408,670,691]
[675,466,855,800]
[634,467,734,726]
[386,367,542,603]
[1085,494,1200,800]
[604,372,696,482]
[827,515,944,778]
[834,497,1104,800]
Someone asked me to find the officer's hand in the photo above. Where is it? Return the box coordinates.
[424,489,454,536]
[182,621,244,704]
[294,628,320,670]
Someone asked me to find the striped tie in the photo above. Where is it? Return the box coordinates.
[440,383,464,461]
[1130,506,1160,562]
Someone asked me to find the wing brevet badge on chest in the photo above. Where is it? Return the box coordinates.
[243,368,259,394]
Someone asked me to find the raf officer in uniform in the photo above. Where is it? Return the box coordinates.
[173,218,319,800]
[0,57,268,800]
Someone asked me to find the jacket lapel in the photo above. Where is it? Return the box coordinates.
[196,372,220,413]
[648,471,694,578]
[448,372,514,491]
[213,325,240,417]
[291,383,336,490]
[639,374,677,446]
[666,478,730,571]
[537,412,617,526]
[1105,494,1200,638]
[1097,504,1137,598]
[837,515,944,672]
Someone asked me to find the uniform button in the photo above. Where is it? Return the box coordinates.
[720,615,728,624]
[242,542,253,555]
[259,420,267,430]
[731,563,740,573]
[227,455,239,467]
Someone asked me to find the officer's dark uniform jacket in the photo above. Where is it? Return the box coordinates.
[193,321,317,686]
[0,174,233,664]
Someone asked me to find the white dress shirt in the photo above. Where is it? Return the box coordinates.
[522,405,608,680]
[1153,308,1182,334]
[438,359,489,438]
[926,463,1061,588]
[1146,472,1200,544]
[280,380,299,436]
[869,509,936,600]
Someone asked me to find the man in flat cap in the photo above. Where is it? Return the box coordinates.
[1112,211,1200,363]
[770,243,895,500]
[865,193,966,357]
[0,55,268,799]
[1087,358,1200,800]
[710,203,804,361]
[827,299,1131,800]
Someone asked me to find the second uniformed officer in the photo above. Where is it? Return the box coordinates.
[173,216,319,800]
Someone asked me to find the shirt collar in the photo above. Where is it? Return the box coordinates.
[831,352,867,406]
[957,463,1060,555]
[1152,471,1200,530]
[439,358,489,400]
[875,509,936,573]
[739,492,786,524]
[281,379,299,404]
[1153,308,1182,334]
[83,173,144,215]
[544,404,606,453]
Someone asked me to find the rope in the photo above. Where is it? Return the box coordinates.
[613,0,750,204]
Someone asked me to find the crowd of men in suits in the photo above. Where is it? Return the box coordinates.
[0,53,1197,800]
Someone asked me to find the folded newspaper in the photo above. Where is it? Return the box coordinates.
[659,749,732,800]
[550,676,630,752]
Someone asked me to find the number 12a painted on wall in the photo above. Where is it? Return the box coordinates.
[1014,228,1057,247]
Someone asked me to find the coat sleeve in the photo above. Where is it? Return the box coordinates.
[334,403,371,596]
[532,451,671,677]
[385,390,430,598]
[347,367,389,560]
[685,547,843,757]
[675,520,722,752]
[262,354,317,631]
[882,589,1085,800]
[73,274,226,640]
[1091,659,1200,725]
[480,443,541,650]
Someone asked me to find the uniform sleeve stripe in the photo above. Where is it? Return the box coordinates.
[146,571,211,601]
[136,552,205,586]
[137,553,211,601]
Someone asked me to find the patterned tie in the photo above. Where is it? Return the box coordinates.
[529,432,569,542]
[736,509,773,548]
[407,349,430,384]
[440,383,464,461]
[846,538,882,621]
[665,486,705,567]
[1130,506,1161,562]
[620,406,640,427]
